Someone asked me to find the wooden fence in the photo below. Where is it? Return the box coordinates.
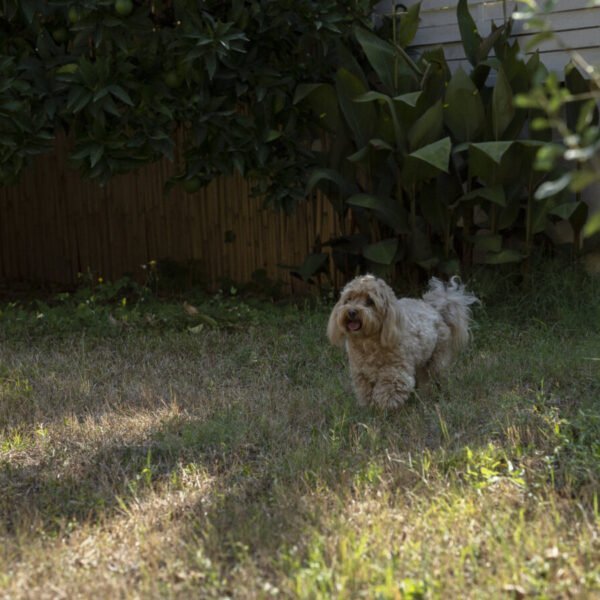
[0,135,343,291]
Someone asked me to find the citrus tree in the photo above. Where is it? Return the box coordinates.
[0,0,376,208]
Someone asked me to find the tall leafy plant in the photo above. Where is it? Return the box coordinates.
[297,0,590,282]
[512,0,600,249]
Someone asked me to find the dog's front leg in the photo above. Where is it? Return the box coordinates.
[350,370,375,406]
[372,369,415,409]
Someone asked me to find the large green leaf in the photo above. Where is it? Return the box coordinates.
[492,67,515,140]
[477,22,509,64]
[347,193,409,233]
[420,177,453,233]
[565,62,597,133]
[444,68,485,142]
[363,238,399,265]
[396,1,421,48]
[469,141,513,166]
[473,234,502,253]
[293,83,324,105]
[354,91,402,146]
[335,68,376,148]
[402,137,451,185]
[482,249,524,264]
[583,211,600,238]
[354,26,414,92]
[394,92,422,108]
[458,185,507,207]
[347,139,394,164]
[457,0,482,66]
[408,100,443,151]
[550,201,583,221]
[306,168,357,197]
[497,197,521,230]
[568,201,588,235]
[290,253,329,282]
[293,83,340,132]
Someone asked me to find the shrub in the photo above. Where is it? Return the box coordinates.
[295,0,598,282]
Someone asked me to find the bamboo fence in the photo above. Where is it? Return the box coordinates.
[0,135,345,292]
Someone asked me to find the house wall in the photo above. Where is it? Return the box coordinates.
[375,0,600,74]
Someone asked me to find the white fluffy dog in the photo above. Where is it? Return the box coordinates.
[327,274,478,408]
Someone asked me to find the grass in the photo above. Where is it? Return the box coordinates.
[0,263,599,598]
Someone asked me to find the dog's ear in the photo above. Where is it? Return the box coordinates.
[380,295,401,348]
[327,302,345,347]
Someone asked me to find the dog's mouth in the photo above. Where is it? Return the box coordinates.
[346,319,362,332]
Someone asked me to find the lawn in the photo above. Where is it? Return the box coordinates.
[1,264,599,599]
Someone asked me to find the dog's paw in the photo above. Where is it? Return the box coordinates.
[371,375,414,409]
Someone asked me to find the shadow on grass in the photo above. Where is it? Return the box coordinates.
[0,388,435,537]
[1,331,599,577]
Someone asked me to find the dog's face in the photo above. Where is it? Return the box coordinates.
[327,275,399,347]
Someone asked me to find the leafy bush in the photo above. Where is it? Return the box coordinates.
[296,0,598,281]
[0,0,377,207]
[513,0,600,245]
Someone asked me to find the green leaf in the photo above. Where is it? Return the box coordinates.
[347,139,394,163]
[335,68,375,148]
[396,1,421,48]
[90,145,104,168]
[477,23,508,64]
[469,141,513,166]
[408,100,443,151]
[306,168,356,197]
[444,68,485,142]
[405,137,451,179]
[473,234,502,253]
[293,84,324,105]
[457,0,482,66]
[354,27,408,91]
[291,253,328,282]
[568,201,588,234]
[459,185,507,207]
[108,85,134,106]
[347,193,408,233]
[294,83,340,132]
[483,249,524,264]
[19,0,37,23]
[492,67,515,140]
[354,92,403,148]
[363,238,399,265]
[570,169,600,193]
[583,211,600,238]
[394,92,422,107]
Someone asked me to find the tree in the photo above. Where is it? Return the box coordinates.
[0,0,376,208]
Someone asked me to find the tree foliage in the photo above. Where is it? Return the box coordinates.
[0,0,376,207]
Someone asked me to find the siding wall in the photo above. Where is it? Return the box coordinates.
[375,0,600,74]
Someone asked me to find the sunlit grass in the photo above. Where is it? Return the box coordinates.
[0,264,599,598]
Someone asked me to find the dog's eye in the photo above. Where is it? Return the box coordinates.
[365,296,374,307]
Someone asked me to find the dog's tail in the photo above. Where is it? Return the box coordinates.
[422,276,479,351]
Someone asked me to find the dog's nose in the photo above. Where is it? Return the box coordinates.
[348,308,357,320]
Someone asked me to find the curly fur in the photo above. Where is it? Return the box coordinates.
[327,274,478,408]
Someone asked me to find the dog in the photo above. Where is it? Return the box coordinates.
[327,274,478,408]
